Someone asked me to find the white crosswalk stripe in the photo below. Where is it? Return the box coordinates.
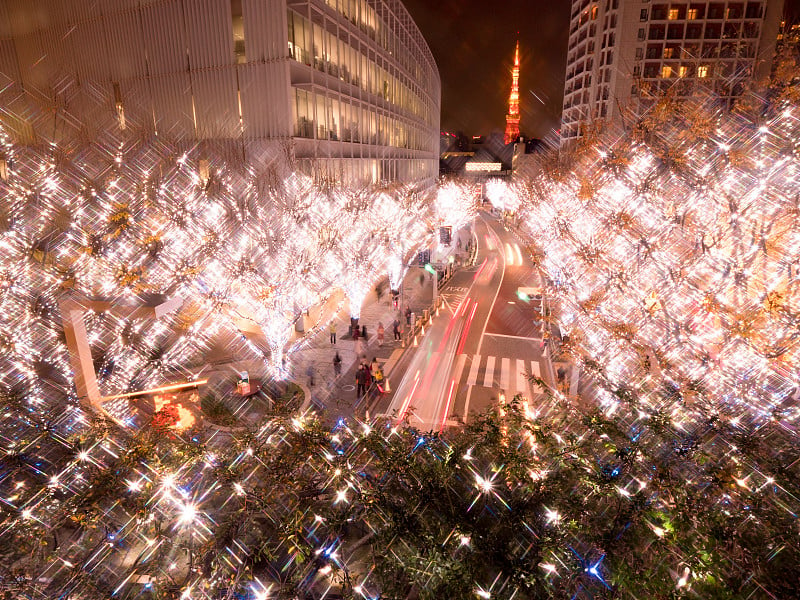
[466,354,481,386]
[459,354,546,398]
[516,359,527,396]
[453,354,468,386]
[483,356,495,388]
[500,358,511,390]
[531,360,543,392]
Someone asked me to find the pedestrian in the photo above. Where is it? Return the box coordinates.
[370,357,380,378]
[356,363,371,398]
[405,306,412,325]
[392,318,401,341]
[540,329,551,351]
[329,321,337,345]
[361,324,367,340]
[333,351,342,377]
[377,322,385,346]
[306,363,315,387]
[372,358,385,393]
[352,325,360,342]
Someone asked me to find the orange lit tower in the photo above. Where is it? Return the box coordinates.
[504,40,521,145]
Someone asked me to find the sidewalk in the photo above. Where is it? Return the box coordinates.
[291,227,476,420]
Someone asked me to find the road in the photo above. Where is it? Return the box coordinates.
[375,212,550,431]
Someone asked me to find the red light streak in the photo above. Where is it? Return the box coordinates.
[397,370,420,424]
[456,301,479,355]
[439,379,456,433]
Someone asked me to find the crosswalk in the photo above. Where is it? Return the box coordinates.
[465,354,545,398]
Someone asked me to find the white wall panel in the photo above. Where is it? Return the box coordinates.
[119,77,155,133]
[149,72,194,138]
[71,21,110,82]
[243,0,289,62]
[63,0,103,27]
[185,0,232,69]
[239,61,292,138]
[104,9,148,79]
[0,39,21,84]
[140,1,187,74]
[190,68,240,138]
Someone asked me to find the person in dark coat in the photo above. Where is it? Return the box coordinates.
[392,318,401,341]
[356,364,371,398]
[333,352,342,376]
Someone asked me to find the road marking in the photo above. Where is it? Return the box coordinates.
[466,215,505,417]
[485,333,541,342]
[453,353,468,386]
[531,360,543,392]
[382,348,404,377]
[501,358,511,390]
[516,359,527,396]
[483,356,495,388]
[466,354,481,385]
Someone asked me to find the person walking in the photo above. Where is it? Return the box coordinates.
[329,321,337,345]
[333,351,342,377]
[361,324,367,340]
[405,306,412,325]
[306,363,315,388]
[377,322,385,347]
[392,318,401,341]
[356,363,371,398]
[371,358,385,394]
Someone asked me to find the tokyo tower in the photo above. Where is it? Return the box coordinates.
[504,40,521,145]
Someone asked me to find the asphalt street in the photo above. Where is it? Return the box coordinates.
[375,212,549,431]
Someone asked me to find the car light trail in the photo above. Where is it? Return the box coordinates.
[456,301,479,356]
[439,379,457,433]
[396,370,420,424]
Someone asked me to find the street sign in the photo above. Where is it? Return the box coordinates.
[439,226,452,245]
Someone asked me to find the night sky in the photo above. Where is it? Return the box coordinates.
[402,0,800,140]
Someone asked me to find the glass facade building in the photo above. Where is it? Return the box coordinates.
[0,0,440,186]
[561,0,783,143]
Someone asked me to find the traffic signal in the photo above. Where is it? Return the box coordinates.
[439,226,452,245]
[417,249,430,266]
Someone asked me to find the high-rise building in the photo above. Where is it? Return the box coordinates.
[504,40,521,145]
[561,0,784,143]
[0,0,440,186]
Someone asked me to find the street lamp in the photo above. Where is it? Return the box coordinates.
[424,263,437,303]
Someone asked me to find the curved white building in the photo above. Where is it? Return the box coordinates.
[0,0,440,185]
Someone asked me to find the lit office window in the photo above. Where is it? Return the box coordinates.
[231,0,245,64]
[698,65,709,78]
[688,8,698,19]
[661,65,672,78]
[668,8,679,20]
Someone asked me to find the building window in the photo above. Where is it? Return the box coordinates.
[638,28,646,41]
[592,6,598,19]
[688,8,699,19]
[668,8,679,20]
[663,47,674,58]
[640,9,648,20]
[661,65,672,78]
[698,65,709,78]
[231,0,246,64]
[678,65,688,77]
[635,47,643,59]
[633,64,641,76]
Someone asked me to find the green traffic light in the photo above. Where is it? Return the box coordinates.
[516,290,530,302]
[424,263,436,275]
